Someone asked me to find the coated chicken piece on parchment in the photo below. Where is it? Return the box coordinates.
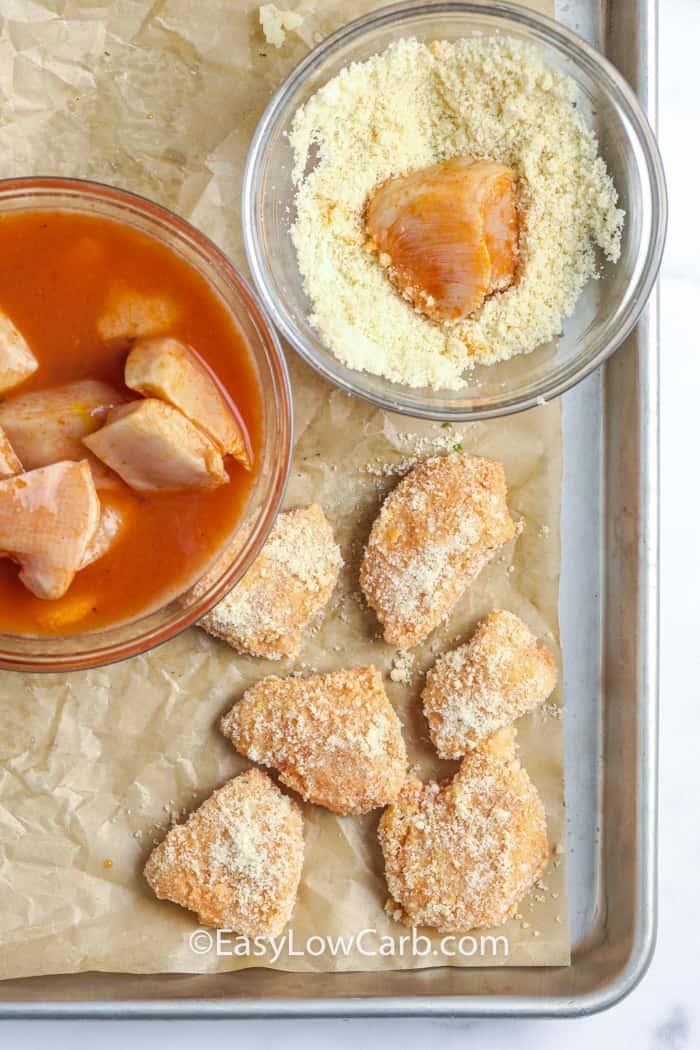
[199,504,342,660]
[422,609,558,759]
[144,768,304,936]
[360,452,516,649]
[379,727,548,933]
[221,666,407,816]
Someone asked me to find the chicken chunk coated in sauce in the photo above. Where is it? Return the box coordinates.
[84,399,228,492]
[125,337,251,469]
[0,311,38,394]
[0,460,99,599]
[0,379,124,478]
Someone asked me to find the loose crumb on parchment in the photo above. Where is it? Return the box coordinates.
[259,4,303,48]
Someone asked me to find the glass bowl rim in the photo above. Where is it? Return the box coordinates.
[242,0,668,422]
[0,174,293,672]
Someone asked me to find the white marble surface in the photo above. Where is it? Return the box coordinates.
[2,0,697,1045]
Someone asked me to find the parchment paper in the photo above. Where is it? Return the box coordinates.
[0,0,569,979]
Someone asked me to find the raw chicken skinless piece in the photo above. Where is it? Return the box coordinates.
[83,399,229,492]
[0,411,126,577]
[0,379,125,484]
[0,460,100,599]
[97,283,180,342]
[125,337,251,470]
[0,424,22,479]
[79,504,126,569]
[0,311,38,394]
[366,158,519,323]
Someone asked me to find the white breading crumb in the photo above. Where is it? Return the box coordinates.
[389,650,415,686]
[259,4,303,48]
[290,37,624,389]
[360,425,469,478]
[206,794,271,882]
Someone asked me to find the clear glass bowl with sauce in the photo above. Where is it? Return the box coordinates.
[0,177,292,672]
[242,0,667,421]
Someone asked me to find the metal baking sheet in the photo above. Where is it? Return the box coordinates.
[0,0,660,1018]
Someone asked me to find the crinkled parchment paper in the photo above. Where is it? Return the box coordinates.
[0,0,569,979]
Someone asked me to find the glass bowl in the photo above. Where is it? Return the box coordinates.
[0,177,292,672]
[242,0,667,421]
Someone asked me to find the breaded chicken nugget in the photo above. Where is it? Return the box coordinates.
[221,667,407,815]
[360,454,516,649]
[378,728,547,932]
[199,504,342,660]
[144,768,303,936]
[422,610,558,758]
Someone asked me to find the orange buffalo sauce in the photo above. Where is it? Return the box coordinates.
[0,210,262,636]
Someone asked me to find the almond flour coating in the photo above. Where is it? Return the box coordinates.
[143,768,304,936]
[199,503,342,660]
[422,609,558,758]
[378,728,548,933]
[360,453,516,649]
[290,36,624,389]
[222,666,407,815]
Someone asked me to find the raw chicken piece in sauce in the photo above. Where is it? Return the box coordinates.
[0,460,100,599]
[79,502,128,569]
[0,311,38,394]
[97,283,180,342]
[0,379,124,478]
[84,399,228,492]
[0,424,22,479]
[125,337,251,469]
[366,158,519,322]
